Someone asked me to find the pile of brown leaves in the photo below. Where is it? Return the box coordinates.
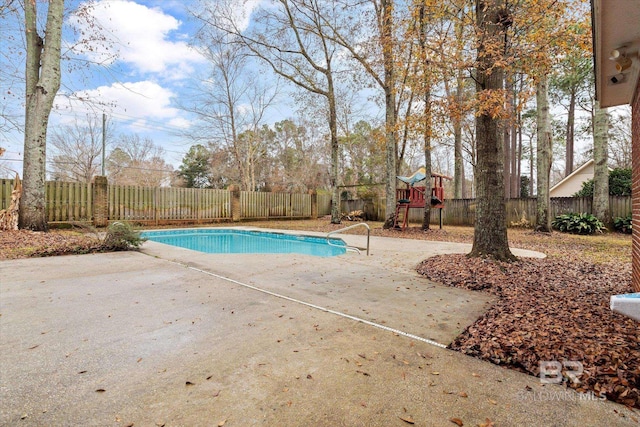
[417,254,639,409]
[0,230,103,259]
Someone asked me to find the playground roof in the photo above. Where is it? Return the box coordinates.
[397,168,452,185]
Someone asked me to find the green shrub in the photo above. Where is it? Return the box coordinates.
[102,222,146,250]
[613,215,632,234]
[551,213,606,235]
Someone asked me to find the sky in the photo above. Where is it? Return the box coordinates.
[1,0,264,174]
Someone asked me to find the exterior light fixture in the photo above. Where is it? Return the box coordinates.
[615,55,633,72]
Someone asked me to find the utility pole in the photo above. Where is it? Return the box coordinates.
[101,113,106,176]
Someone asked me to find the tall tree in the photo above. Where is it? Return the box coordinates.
[50,115,109,183]
[199,0,344,223]
[469,0,515,261]
[183,28,278,191]
[417,2,432,230]
[592,101,609,224]
[19,0,64,231]
[535,76,553,232]
[311,0,399,219]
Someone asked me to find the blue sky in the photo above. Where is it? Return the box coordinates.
[1,0,250,173]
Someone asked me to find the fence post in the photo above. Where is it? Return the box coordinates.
[229,185,241,222]
[310,190,317,218]
[92,176,108,227]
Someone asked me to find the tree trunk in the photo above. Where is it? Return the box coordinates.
[593,101,610,224]
[419,4,431,230]
[529,132,534,197]
[328,76,341,224]
[503,74,512,199]
[535,76,552,232]
[454,74,464,199]
[19,0,64,231]
[510,87,519,197]
[422,87,432,230]
[565,89,575,176]
[469,0,515,261]
[382,0,397,222]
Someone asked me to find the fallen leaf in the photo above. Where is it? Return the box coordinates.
[218,419,227,426]
[450,418,464,426]
[96,389,106,393]
[458,392,468,398]
[471,373,481,378]
[479,418,495,427]
[186,381,195,386]
[431,372,440,375]
[487,399,497,405]
[306,374,313,380]
[399,415,415,424]
[356,370,370,376]
[28,344,39,350]
[213,390,221,397]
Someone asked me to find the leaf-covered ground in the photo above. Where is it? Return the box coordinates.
[417,254,639,409]
[0,230,104,259]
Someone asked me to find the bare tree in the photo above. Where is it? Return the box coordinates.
[19,0,64,231]
[50,115,111,183]
[183,27,278,191]
[107,134,172,187]
[197,0,345,223]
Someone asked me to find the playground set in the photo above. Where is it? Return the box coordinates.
[392,168,451,230]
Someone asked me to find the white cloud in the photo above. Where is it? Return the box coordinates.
[230,0,262,32]
[167,117,191,129]
[56,81,181,121]
[69,0,205,78]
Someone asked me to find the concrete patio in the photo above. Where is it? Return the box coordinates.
[1,231,636,426]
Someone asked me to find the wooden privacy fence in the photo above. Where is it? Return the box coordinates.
[341,196,631,226]
[1,177,631,227]
[0,179,323,226]
[403,196,632,226]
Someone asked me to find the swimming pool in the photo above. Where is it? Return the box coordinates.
[141,229,347,257]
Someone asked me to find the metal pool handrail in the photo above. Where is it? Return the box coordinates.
[326,223,370,256]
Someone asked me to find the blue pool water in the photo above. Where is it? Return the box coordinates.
[141,229,347,257]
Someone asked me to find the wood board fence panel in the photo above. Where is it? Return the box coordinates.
[46,181,92,223]
[240,191,312,219]
[291,193,312,217]
[317,194,332,216]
